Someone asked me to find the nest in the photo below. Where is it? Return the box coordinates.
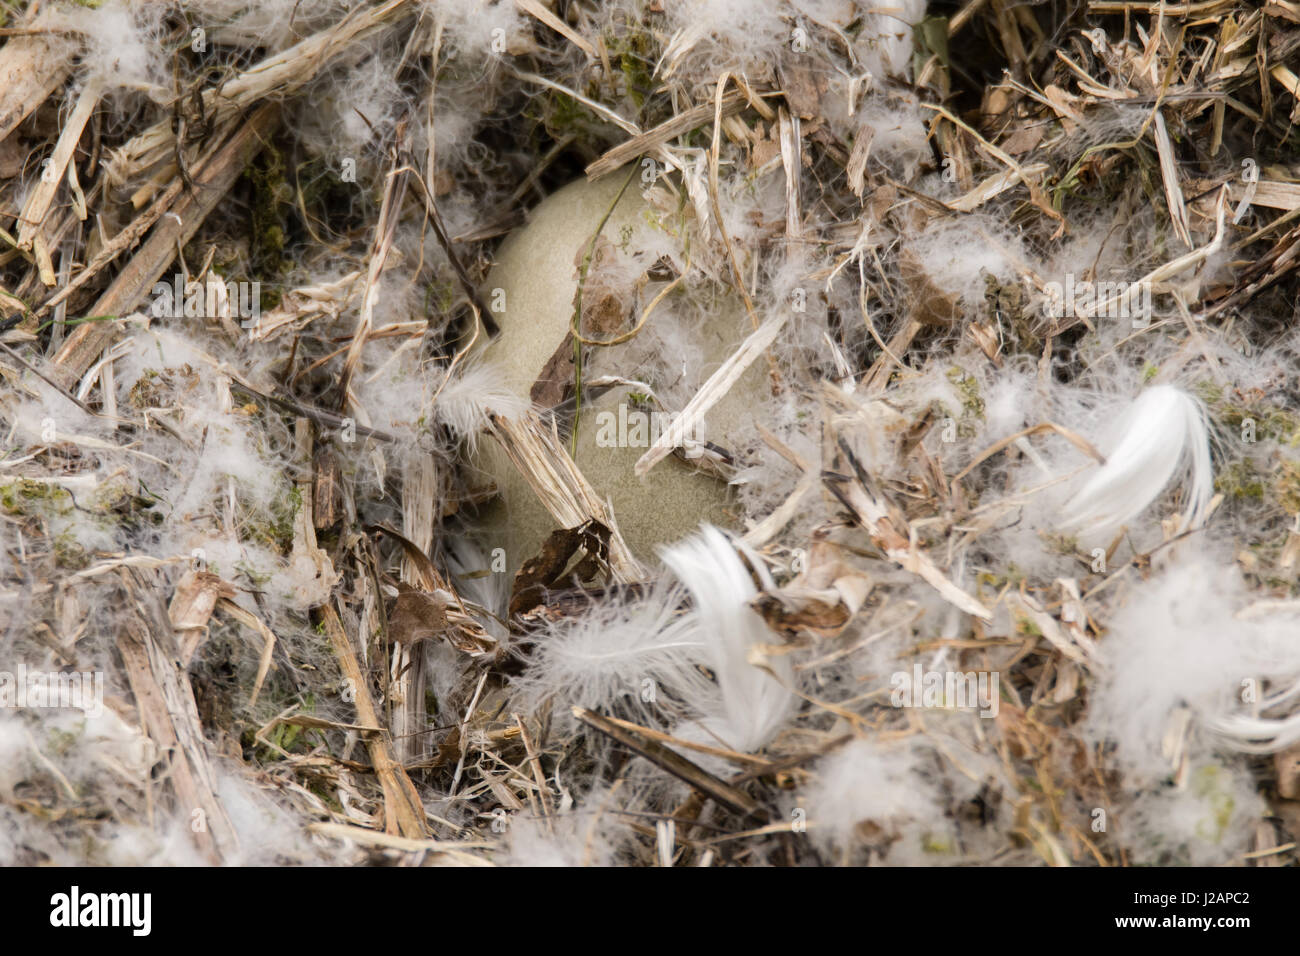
[2,0,1300,866]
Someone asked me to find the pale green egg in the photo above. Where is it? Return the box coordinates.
[469,174,766,572]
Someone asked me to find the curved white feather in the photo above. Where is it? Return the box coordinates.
[1062,385,1213,534]
[659,525,795,752]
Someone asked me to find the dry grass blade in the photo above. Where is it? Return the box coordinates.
[51,103,281,385]
[0,7,74,145]
[114,0,416,201]
[308,823,495,861]
[117,570,239,863]
[215,598,278,709]
[585,89,748,180]
[573,707,765,820]
[1152,110,1193,247]
[16,81,99,261]
[950,422,1107,489]
[826,439,993,621]
[320,604,430,839]
[634,312,788,477]
[515,0,595,57]
[488,411,644,581]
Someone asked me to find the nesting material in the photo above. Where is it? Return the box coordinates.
[4,0,1300,870]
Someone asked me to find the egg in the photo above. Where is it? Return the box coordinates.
[469,173,767,572]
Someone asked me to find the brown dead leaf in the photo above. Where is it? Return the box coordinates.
[572,236,632,338]
[753,592,851,640]
[387,584,448,645]
[509,520,611,619]
[529,331,577,408]
[582,289,628,337]
[752,121,781,168]
[531,237,632,406]
[999,125,1044,156]
[868,181,900,224]
[778,61,828,120]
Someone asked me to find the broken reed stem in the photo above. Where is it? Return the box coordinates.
[116,570,240,864]
[51,103,281,386]
[573,707,765,821]
[319,603,430,839]
[488,411,646,582]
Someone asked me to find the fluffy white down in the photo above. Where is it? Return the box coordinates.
[1085,551,1300,775]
